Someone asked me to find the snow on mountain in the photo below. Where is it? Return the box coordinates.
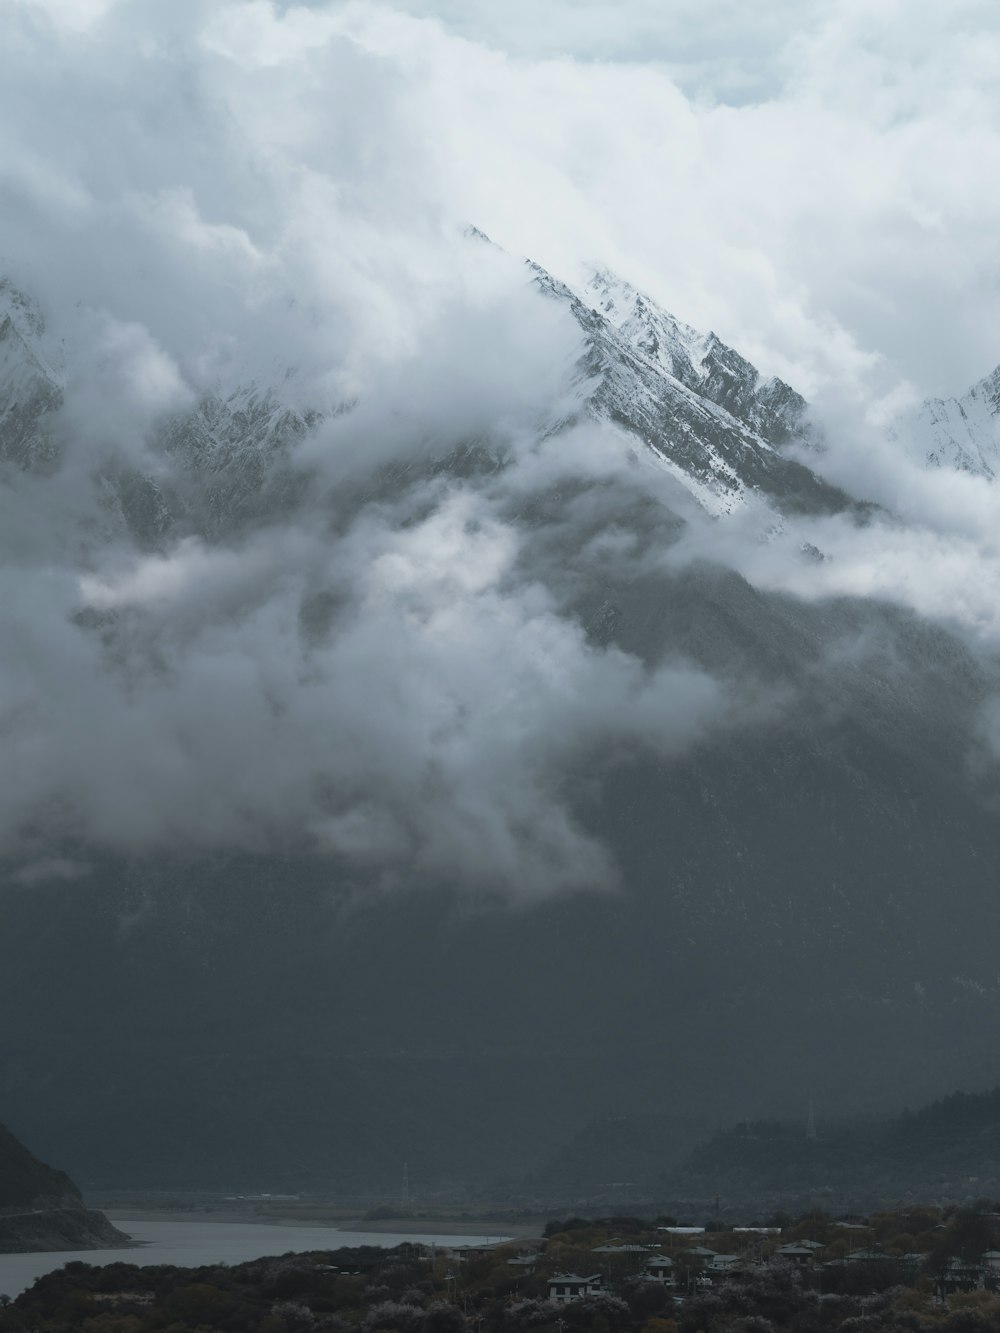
[530,261,849,517]
[582,267,806,446]
[907,363,1000,478]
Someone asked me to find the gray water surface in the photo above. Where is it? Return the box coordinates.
[0,1217,508,1299]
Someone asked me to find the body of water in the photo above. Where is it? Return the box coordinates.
[0,1217,508,1300]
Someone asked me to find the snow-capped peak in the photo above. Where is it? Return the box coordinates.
[574,267,806,451]
[907,363,1000,479]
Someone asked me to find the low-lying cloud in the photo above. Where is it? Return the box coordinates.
[1,419,732,898]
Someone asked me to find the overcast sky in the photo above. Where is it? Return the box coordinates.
[5,0,1000,898]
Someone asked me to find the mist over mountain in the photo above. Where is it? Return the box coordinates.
[5,247,1000,1195]
[5,0,1000,1203]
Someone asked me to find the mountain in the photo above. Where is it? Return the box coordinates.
[0,1120,128,1253]
[905,362,1000,477]
[658,1086,1000,1213]
[533,262,853,516]
[4,258,1000,1199]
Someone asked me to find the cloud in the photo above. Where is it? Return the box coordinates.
[6,0,1000,403]
[0,460,731,900]
[659,386,1000,656]
[294,0,831,99]
[231,0,1000,406]
[4,0,1000,901]
[6,0,123,33]
[0,26,734,902]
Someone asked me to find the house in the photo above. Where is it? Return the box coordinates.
[446,1243,502,1263]
[642,1255,675,1285]
[548,1274,603,1304]
[705,1254,740,1273]
[935,1256,985,1296]
[775,1244,817,1265]
[506,1253,537,1268]
[681,1247,741,1278]
[900,1253,927,1270]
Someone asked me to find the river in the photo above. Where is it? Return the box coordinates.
[0,1216,510,1299]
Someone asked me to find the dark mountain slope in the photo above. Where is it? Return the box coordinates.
[662,1086,1000,1211]
[4,562,1000,1195]
[0,1121,128,1252]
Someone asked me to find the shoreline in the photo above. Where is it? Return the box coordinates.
[104,1209,538,1239]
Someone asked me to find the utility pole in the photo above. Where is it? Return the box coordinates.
[401,1161,410,1211]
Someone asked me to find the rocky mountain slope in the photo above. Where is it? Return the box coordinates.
[0,1120,128,1253]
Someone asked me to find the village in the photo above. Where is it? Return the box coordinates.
[439,1207,1000,1305]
